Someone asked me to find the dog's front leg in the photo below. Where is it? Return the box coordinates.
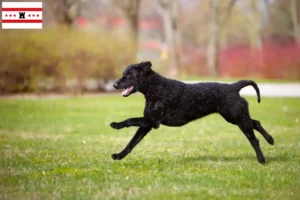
[110,117,151,129]
[145,100,166,129]
[111,127,152,160]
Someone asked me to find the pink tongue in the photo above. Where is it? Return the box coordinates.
[122,88,129,96]
[122,87,132,96]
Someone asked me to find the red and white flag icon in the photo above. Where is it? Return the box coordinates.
[2,2,42,29]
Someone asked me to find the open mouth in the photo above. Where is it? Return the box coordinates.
[121,86,134,97]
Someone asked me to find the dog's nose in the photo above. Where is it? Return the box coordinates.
[113,83,118,89]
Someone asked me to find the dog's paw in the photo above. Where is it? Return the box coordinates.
[111,153,123,160]
[267,136,274,145]
[110,122,124,129]
[153,121,160,129]
[258,156,266,164]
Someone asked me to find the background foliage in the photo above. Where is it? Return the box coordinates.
[0,29,135,93]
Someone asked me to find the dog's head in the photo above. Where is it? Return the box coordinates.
[113,61,152,97]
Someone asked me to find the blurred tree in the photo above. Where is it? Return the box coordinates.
[207,0,237,76]
[180,1,207,47]
[46,0,82,27]
[290,0,300,42]
[221,1,255,47]
[264,0,294,42]
[238,0,265,73]
[243,0,263,49]
[117,0,141,52]
[158,0,180,77]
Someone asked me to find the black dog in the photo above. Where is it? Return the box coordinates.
[110,61,274,164]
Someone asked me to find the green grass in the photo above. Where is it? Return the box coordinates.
[0,95,300,200]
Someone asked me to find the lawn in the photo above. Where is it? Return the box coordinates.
[0,95,299,200]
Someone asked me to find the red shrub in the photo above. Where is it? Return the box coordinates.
[219,42,300,80]
[182,41,300,80]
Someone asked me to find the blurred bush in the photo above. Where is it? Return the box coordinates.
[0,28,135,94]
[219,42,300,80]
[179,43,300,80]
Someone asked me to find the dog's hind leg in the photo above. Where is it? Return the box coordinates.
[111,127,151,160]
[252,119,274,145]
[238,119,265,164]
[220,97,266,163]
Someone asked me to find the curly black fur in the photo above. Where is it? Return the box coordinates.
[110,61,274,163]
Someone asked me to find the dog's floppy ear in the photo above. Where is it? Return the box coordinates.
[134,61,152,72]
[141,61,152,68]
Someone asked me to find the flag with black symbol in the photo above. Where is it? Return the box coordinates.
[2,2,42,29]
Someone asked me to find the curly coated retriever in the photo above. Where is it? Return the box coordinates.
[110,61,274,164]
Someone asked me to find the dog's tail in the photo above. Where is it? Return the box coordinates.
[232,80,261,103]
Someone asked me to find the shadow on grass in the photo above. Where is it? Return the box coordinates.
[178,154,290,164]
[16,154,290,180]
[180,155,255,162]
[120,153,291,168]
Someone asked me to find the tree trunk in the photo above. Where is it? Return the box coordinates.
[207,0,220,76]
[126,13,139,46]
[120,0,141,57]
[207,0,237,77]
[252,0,263,49]
[171,0,181,77]
[46,0,81,28]
[160,0,179,78]
[291,0,300,42]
